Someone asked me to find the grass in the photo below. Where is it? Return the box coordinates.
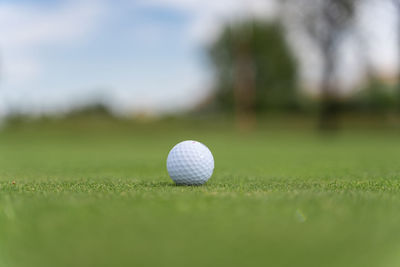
[1,116,400,267]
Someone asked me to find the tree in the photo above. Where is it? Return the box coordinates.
[280,0,359,130]
[208,20,298,129]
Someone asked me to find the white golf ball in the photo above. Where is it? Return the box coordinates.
[167,140,214,185]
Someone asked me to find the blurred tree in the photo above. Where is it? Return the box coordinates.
[68,103,114,118]
[281,0,359,130]
[351,78,397,113]
[208,20,298,129]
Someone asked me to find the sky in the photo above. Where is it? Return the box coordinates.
[0,0,397,117]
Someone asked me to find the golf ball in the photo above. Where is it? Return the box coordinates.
[167,140,214,185]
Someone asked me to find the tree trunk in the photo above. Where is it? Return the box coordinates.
[395,0,400,111]
[319,48,340,131]
[234,41,256,131]
[319,96,340,131]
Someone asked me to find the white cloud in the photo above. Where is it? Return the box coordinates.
[0,1,104,47]
[0,0,105,86]
[360,0,399,75]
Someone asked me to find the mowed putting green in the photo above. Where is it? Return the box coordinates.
[1,117,400,267]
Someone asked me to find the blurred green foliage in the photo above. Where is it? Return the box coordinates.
[208,20,299,113]
[350,78,398,113]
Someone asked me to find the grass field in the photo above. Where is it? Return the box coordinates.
[1,116,400,267]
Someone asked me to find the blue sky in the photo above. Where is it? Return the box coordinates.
[0,0,277,117]
[0,0,214,116]
[0,0,397,117]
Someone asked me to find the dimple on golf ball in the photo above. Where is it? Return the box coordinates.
[167,140,214,185]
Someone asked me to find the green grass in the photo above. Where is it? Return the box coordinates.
[1,117,400,267]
